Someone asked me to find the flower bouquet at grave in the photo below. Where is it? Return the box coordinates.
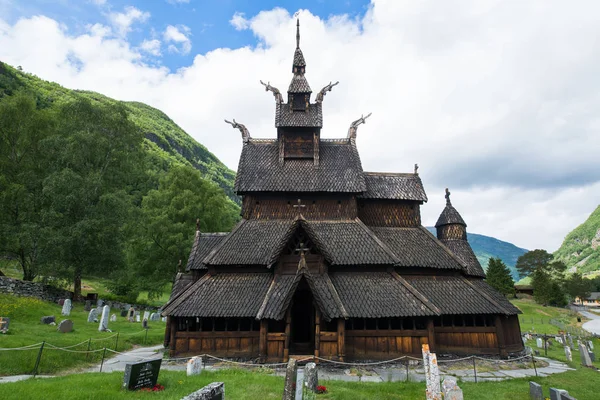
[316,385,328,394]
[139,384,165,392]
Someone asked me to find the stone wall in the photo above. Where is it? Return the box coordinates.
[0,276,73,302]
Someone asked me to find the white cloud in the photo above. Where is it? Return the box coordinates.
[140,39,161,56]
[229,12,249,31]
[1,2,600,252]
[108,6,150,37]
[163,24,191,55]
[87,23,111,38]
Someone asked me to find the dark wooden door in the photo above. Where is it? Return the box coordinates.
[290,289,314,354]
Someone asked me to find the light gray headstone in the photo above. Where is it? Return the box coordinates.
[536,338,543,348]
[579,343,593,367]
[588,340,594,351]
[564,346,572,362]
[180,382,224,400]
[136,315,140,322]
[442,377,459,397]
[422,344,441,400]
[98,305,110,332]
[187,356,203,376]
[61,299,72,316]
[161,317,166,322]
[87,308,99,323]
[150,313,160,322]
[96,299,104,308]
[127,307,135,320]
[529,381,543,400]
[549,388,568,400]
[84,300,92,312]
[0,317,11,332]
[143,311,150,321]
[41,315,55,324]
[304,362,318,393]
[110,314,117,322]
[57,319,73,333]
[445,388,464,400]
[282,359,297,400]
[567,335,574,349]
[560,392,576,400]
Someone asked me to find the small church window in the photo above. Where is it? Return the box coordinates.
[414,318,426,330]
[365,319,377,330]
[390,318,402,330]
[201,318,214,332]
[268,319,286,333]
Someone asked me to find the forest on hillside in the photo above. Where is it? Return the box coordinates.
[0,62,240,300]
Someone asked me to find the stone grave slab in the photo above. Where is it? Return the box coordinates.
[564,346,572,362]
[87,308,98,323]
[143,311,150,321]
[122,358,162,391]
[579,343,593,367]
[304,362,318,393]
[529,381,543,400]
[187,356,203,376]
[84,300,92,312]
[98,305,110,332]
[181,382,224,400]
[61,299,72,316]
[536,338,543,348]
[282,359,297,400]
[57,319,73,333]
[110,314,117,322]
[549,388,568,400]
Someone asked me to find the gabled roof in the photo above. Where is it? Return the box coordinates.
[234,139,365,193]
[435,204,466,227]
[440,239,486,277]
[403,276,520,315]
[170,272,197,298]
[186,232,228,270]
[358,173,428,202]
[275,102,322,127]
[370,226,466,271]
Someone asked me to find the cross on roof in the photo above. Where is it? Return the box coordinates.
[295,241,310,256]
[445,188,451,206]
[292,199,306,212]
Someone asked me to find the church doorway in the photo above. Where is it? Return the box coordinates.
[289,283,314,354]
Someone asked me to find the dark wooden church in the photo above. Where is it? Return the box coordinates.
[162,21,522,361]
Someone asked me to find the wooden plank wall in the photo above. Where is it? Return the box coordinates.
[345,330,428,359]
[318,331,338,358]
[266,333,285,361]
[434,327,498,354]
[502,315,524,351]
[173,331,260,357]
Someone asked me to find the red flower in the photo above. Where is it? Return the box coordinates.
[316,385,328,394]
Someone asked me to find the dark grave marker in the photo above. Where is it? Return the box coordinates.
[122,359,162,391]
[0,317,9,333]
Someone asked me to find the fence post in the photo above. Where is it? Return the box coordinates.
[531,353,538,377]
[86,338,91,360]
[99,347,107,373]
[472,356,477,383]
[115,332,119,352]
[32,341,45,377]
[144,328,148,345]
[405,360,409,382]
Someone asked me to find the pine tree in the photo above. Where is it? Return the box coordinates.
[485,258,515,297]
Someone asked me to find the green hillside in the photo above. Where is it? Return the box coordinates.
[0,62,237,201]
[554,205,600,276]
[426,227,527,279]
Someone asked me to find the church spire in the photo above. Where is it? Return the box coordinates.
[292,19,307,74]
[435,188,467,241]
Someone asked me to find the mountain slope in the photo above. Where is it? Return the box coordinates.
[426,227,527,279]
[554,205,600,276]
[0,62,237,201]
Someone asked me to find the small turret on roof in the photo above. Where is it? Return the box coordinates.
[435,188,466,228]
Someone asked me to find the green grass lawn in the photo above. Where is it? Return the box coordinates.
[0,294,165,375]
[511,298,583,334]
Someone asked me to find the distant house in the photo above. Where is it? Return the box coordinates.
[574,292,600,307]
[514,285,534,296]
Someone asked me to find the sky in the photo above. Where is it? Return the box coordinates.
[1,0,599,252]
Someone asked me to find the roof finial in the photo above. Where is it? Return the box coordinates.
[296,19,300,49]
[414,163,419,174]
[224,119,251,143]
[445,188,451,206]
[347,112,372,139]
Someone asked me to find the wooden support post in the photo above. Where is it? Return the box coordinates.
[314,309,321,362]
[169,317,176,357]
[337,318,345,362]
[259,320,268,363]
[495,315,508,359]
[284,310,291,362]
[164,316,171,348]
[427,318,436,352]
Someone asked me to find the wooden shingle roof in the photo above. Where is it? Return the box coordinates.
[435,204,466,227]
[186,232,228,270]
[440,239,486,278]
[358,173,428,202]
[234,139,365,193]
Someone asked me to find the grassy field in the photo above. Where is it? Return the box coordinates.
[512,298,587,334]
[0,294,165,375]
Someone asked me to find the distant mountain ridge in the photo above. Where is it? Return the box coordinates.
[426,227,527,279]
[553,205,600,276]
[0,62,237,202]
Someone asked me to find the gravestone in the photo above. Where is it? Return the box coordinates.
[162,317,166,322]
[549,388,568,400]
[142,318,148,329]
[58,299,65,306]
[560,393,576,400]
[97,299,104,308]
[588,340,594,351]
[529,381,543,400]
[536,337,543,348]
[588,350,595,362]
[84,300,92,312]
[110,314,117,322]
[127,307,135,322]
[579,343,593,367]
[143,311,150,321]
[187,356,203,376]
[181,382,225,400]
[422,344,441,400]
[136,315,141,322]
[442,377,463,400]
[555,336,563,345]
[122,358,162,391]
[304,362,318,393]
[567,335,574,349]
[88,308,99,323]
[282,359,297,400]
[41,315,55,325]
[150,313,160,322]
[98,305,110,332]
[564,346,572,362]
[0,317,10,333]
[57,319,73,333]
[120,309,127,317]
[61,299,72,316]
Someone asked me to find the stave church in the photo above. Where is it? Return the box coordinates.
[162,21,522,361]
